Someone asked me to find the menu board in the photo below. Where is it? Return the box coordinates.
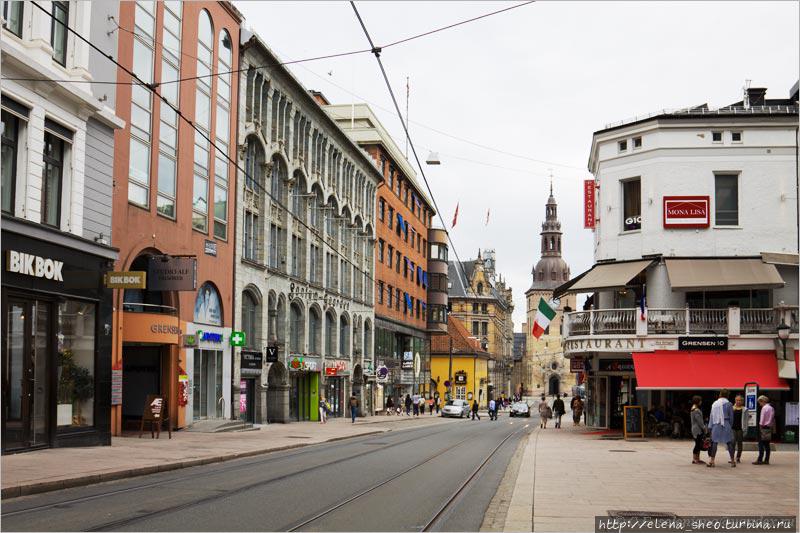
[624,405,644,439]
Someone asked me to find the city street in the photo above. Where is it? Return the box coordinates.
[1,416,532,532]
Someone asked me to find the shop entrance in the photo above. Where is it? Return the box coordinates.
[122,346,162,429]
[609,376,636,430]
[327,377,345,417]
[586,376,608,428]
[2,298,51,451]
[290,372,316,421]
[193,350,223,420]
[239,379,255,423]
[548,376,560,396]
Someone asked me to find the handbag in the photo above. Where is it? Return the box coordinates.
[759,427,773,441]
[701,434,712,450]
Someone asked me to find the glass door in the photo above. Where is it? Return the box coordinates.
[586,376,608,428]
[3,298,51,451]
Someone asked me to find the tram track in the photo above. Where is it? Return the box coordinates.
[1,421,458,521]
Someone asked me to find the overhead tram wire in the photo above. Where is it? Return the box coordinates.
[349,1,489,300]
[28,1,384,294]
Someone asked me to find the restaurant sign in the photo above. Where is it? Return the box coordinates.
[564,337,649,355]
[663,196,710,229]
[583,180,595,229]
[678,336,728,351]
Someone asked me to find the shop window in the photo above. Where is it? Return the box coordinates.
[622,177,641,231]
[57,300,95,429]
[714,173,738,226]
[194,282,222,326]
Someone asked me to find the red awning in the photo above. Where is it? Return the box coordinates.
[632,351,790,391]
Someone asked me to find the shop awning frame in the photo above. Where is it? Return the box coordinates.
[664,258,785,291]
[554,259,654,297]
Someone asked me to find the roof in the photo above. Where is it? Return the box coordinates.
[447,260,509,310]
[431,317,489,356]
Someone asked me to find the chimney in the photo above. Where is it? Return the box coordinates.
[746,87,767,107]
[309,90,331,106]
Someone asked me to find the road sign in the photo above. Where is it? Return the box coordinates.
[230,331,246,347]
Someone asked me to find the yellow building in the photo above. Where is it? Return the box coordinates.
[525,185,576,397]
[430,317,490,406]
[447,250,514,401]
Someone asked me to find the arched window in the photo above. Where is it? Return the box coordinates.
[194,282,222,326]
[271,155,287,202]
[192,9,214,232]
[477,282,483,295]
[308,307,321,354]
[289,302,304,353]
[325,312,336,356]
[241,291,260,349]
[339,315,350,357]
[217,30,232,103]
[364,320,372,357]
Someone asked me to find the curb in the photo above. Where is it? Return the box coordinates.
[1,429,387,500]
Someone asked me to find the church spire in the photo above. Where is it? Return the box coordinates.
[540,183,562,258]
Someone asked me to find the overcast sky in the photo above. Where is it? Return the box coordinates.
[235,1,799,328]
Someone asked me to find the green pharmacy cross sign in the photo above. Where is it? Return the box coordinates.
[230,331,246,347]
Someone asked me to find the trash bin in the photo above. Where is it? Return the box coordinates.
[784,429,797,443]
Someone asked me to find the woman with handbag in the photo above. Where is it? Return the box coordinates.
[690,396,707,464]
[753,395,775,465]
[708,389,736,468]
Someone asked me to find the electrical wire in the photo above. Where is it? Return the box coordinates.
[28,1,388,301]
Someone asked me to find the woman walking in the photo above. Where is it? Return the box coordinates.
[732,395,745,463]
[319,396,328,424]
[570,394,584,426]
[708,389,736,467]
[539,396,552,428]
[386,396,394,416]
[552,395,566,429]
[404,394,412,416]
[690,396,706,464]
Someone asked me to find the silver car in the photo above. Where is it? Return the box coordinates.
[441,399,469,418]
[510,401,531,417]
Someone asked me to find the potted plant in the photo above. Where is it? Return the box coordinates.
[69,365,93,426]
[57,349,74,426]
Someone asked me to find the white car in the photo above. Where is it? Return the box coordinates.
[510,401,531,417]
[441,399,469,418]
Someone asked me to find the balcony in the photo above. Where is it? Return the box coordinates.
[566,306,799,338]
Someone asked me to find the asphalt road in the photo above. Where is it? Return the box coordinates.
[2,413,534,532]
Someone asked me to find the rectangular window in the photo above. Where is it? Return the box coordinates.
[192,173,208,231]
[388,207,394,229]
[378,239,385,262]
[387,245,393,267]
[622,178,641,231]
[42,131,65,227]
[472,303,478,313]
[57,300,96,429]
[395,288,400,311]
[712,131,722,143]
[309,244,320,283]
[715,174,739,226]
[632,136,642,149]
[379,198,385,221]
[3,1,23,36]
[481,322,488,336]
[481,303,487,314]
[378,282,384,304]
[291,235,302,277]
[1,110,20,214]
[731,131,742,143]
[395,251,401,273]
[51,1,68,66]
[244,210,258,261]
[472,321,479,336]
[618,139,627,152]
[156,152,176,218]
[269,224,279,268]
[387,285,393,307]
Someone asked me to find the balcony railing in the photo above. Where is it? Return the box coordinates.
[566,306,799,337]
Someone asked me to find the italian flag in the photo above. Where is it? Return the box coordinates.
[532,297,559,339]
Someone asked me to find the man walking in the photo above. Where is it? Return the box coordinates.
[349,394,359,423]
[471,399,481,420]
[753,395,775,465]
[553,395,565,429]
[489,398,496,421]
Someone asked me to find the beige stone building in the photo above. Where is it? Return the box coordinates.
[524,186,576,397]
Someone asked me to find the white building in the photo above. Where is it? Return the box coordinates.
[559,83,799,431]
[232,30,379,423]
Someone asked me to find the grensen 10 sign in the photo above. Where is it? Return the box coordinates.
[663,196,710,229]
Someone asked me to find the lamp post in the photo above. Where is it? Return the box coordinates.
[777,320,791,359]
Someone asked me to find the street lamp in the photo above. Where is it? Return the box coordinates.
[777,320,791,359]
[425,151,441,165]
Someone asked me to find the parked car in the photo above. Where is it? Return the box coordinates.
[510,401,531,417]
[441,399,469,418]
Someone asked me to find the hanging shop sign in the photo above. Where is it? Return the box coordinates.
[111,363,123,405]
[325,360,350,376]
[363,361,375,376]
[265,345,279,363]
[229,330,246,347]
[376,365,389,383]
[455,371,467,385]
[183,334,198,347]
[288,356,319,372]
[663,196,710,229]
[402,351,414,370]
[6,250,64,281]
[104,271,146,289]
[570,358,585,373]
[148,255,197,291]
[241,350,263,371]
[598,359,635,372]
[583,180,595,229]
[196,330,224,344]
[678,336,728,351]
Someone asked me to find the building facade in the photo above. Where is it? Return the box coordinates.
[525,186,576,398]
[1,0,123,451]
[324,103,435,408]
[233,32,379,423]
[430,317,490,406]
[448,251,514,404]
[110,1,242,433]
[559,83,799,431]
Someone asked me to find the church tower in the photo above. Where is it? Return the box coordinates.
[521,183,575,398]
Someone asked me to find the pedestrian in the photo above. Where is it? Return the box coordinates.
[489,398,496,421]
[552,395,565,429]
[471,399,481,420]
[349,394,359,423]
[753,395,775,465]
[570,394,584,426]
[707,389,735,467]
[435,396,441,415]
[690,395,706,464]
[732,394,745,463]
[386,396,394,416]
[428,397,434,415]
[412,393,420,416]
[539,396,552,428]
[419,397,425,415]
[405,394,412,416]
[319,396,327,424]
